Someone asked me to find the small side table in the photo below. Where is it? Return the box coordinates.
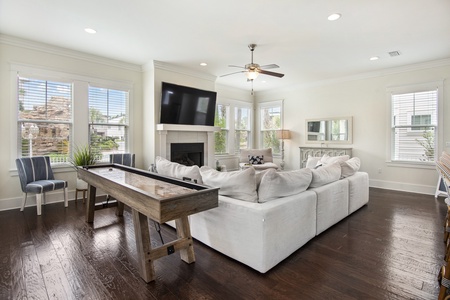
[75,188,87,203]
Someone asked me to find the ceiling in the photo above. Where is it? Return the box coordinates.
[1,0,450,93]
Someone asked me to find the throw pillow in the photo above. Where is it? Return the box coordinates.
[305,156,321,169]
[319,154,350,166]
[155,156,203,184]
[340,157,361,178]
[200,166,258,202]
[310,162,342,188]
[248,155,264,165]
[258,168,313,202]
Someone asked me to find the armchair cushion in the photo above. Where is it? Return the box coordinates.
[110,153,135,167]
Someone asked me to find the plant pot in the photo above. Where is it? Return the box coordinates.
[76,178,88,190]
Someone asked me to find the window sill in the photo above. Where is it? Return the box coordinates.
[386,160,435,170]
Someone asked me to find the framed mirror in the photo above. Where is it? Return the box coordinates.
[306,117,353,144]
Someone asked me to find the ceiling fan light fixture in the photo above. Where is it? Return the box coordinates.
[246,70,259,80]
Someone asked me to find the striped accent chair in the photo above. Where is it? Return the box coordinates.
[16,156,68,215]
[109,153,135,167]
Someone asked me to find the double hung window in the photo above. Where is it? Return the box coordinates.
[214,104,229,154]
[234,106,251,153]
[259,102,282,154]
[17,76,72,163]
[88,86,129,162]
[390,85,439,163]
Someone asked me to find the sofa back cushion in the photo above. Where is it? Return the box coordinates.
[155,156,203,184]
[340,157,361,178]
[258,168,313,202]
[310,163,342,188]
[200,166,258,202]
[240,148,273,163]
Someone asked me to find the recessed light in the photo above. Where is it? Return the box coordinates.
[370,56,379,61]
[200,62,207,66]
[84,28,97,34]
[328,13,341,21]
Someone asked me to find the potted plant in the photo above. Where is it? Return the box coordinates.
[70,145,98,190]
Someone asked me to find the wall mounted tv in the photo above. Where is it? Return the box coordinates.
[159,82,217,126]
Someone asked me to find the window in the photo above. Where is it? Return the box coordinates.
[89,86,129,162]
[260,103,282,154]
[214,104,229,154]
[17,76,72,163]
[390,87,438,163]
[234,106,251,153]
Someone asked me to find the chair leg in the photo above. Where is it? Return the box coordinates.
[36,193,42,216]
[20,193,27,211]
[64,187,68,208]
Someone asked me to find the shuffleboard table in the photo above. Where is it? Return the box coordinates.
[77,164,219,282]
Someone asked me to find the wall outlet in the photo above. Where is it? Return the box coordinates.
[378,168,382,174]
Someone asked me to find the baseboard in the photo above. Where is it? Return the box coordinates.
[369,179,435,195]
[0,189,107,212]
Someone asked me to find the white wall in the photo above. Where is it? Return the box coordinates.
[256,62,450,194]
[0,36,143,211]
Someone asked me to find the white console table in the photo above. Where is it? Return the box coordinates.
[299,147,353,168]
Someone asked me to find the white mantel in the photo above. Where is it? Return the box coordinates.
[156,124,220,168]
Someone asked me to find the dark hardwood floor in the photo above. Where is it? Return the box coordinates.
[0,188,446,299]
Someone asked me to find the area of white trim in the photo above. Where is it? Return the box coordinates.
[370,179,435,195]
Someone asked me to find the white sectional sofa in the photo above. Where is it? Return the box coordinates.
[154,155,369,273]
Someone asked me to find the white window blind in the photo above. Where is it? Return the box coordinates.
[391,89,437,162]
[88,86,129,162]
[260,105,281,154]
[214,104,229,154]
[17,76,72,163]
[234,106,251,153]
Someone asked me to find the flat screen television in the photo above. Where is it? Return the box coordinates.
[160,82,217,126]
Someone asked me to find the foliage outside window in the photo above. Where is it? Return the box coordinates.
[391,89,438,162]
[260,105,281,154]
[89,86,129,162]
[17,76,72,163]
[214,104,229,154]
[234,106,251,153]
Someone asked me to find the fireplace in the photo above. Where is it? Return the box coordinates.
[171,143,204,166]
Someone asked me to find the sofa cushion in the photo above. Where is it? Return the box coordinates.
[319,154,350,166]
[200,166,258,202]
[258,168,312,202]
[155,156,203,184]
[310,162,341,188]
[248,155,264,165]
[340,157,361,178]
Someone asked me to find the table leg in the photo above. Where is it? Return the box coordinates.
[175,216,195,263]
[116,201,124,216]
[85,185,96,223]
[132,209,155,283]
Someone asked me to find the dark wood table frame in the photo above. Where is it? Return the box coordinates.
[77,164,218,282]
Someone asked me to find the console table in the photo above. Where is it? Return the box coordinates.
[299,147,352,168]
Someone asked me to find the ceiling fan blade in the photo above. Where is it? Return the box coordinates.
[259,64,279,70]
[220,70,245,77]
[259,69,285,78]
[228,65,245,69]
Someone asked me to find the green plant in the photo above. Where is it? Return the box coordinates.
[70,145,98,168]
[416,131,435,161]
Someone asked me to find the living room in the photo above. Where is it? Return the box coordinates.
[1,1,450,298]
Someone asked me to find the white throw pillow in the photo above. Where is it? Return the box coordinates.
[155,156,203,184]
[310,162,342,188]
[200,166,258,202]
[258,168,313,202]
[320,154,350,166]
[305,156,321,169]
[340,157,361,178]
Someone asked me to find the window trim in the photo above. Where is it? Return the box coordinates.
[10,63,134,172]
[386,81,443,167]
[257,100,283,154]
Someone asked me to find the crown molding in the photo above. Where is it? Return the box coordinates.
[0,34,142,72]
[153,60,217,82]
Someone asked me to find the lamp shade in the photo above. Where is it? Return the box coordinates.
[276,129,291,139]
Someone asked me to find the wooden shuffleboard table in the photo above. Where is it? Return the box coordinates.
[77,164,219,282]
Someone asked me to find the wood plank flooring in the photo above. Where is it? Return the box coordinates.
[0,187,446,299]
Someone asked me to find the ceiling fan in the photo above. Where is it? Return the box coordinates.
[221,44,285,82]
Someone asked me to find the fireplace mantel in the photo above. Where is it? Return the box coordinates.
[156,124,218,168]
[156,124,220,132]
